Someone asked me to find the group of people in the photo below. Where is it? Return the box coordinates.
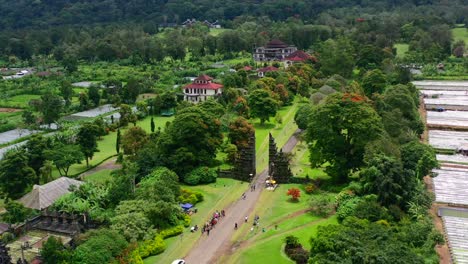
[200,209,226,236]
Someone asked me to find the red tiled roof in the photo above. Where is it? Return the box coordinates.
[185,82,223,90]
[243,66,253,71]
[285,50,312,61]
[195,74,213,81]
[266,39,288,49]
[257,66,279,72]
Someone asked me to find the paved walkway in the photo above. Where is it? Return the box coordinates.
[184,131,300,263]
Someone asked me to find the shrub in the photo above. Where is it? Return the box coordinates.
[178,189,204,205]
[138,235,165,258]
[309,195,334,217]
[160,225,184,239]
[184,167,217,185]
[0,232,14,243]
[336,196,361,222]
[284,235,309,264]
[304,183,317,194]
[182,215,191,227]
[287,188,301,201]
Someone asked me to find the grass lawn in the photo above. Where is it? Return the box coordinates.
[227,214,338,264]
[52,115,174,178]
[209,28,229,36]
[0,94,40,108]
[394,43,409,58]
[290,141,329,180]
[254,101,300,172]
[452,27,468,43]
[83,169,114,184]
[143,178,246,264]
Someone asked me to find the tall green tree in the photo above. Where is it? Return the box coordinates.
[305,93,384,183]
[45,144,84,176]
[88,84,101,107]
[116,129,121,154]
[60,80,74,106]
[0,150,36,199]
[121,126,148,156]
[41,236,72,264]
[248,89,279,124]
[40,92,63,126]
[76,123,100,167]
[361,69,387,97]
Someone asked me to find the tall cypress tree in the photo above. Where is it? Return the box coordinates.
[116,129,121,154]
[150,117,155,133]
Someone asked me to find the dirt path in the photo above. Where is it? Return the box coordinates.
[78,158,121,179]
[184,169,269,263]
[184,132,300,263]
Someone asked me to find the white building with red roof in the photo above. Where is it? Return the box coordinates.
[257,66,279,78]
[283,50,317,68]
[253,39,298,62]
[183,74,223,103]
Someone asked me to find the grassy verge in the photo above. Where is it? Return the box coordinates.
[290,141,329,180]
[394,43,409,58]
[143,178,246,264]
[51,115,174,178]
[83,169,114,184]
[452,27,468,43]
[254,101,300,172]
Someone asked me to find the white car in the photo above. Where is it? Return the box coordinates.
[171,259,185,264]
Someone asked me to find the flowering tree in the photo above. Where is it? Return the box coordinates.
[287,188,301,201]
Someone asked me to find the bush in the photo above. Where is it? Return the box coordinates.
[159,225,184,239]
[138,235,165,258]
[182,215,191,227]
[284,235,309,264]
[0,232,14,243]
[304,183,317,194]
[336,196,361,222]
[178,189,204,205]
[309,195,334,217]
[184,167,217,185]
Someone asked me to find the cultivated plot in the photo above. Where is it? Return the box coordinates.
[442,215,468,264]
[432,166,468,205]
[429,130,468,150]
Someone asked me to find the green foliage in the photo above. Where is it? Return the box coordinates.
[40,92,64,125]
[0,149,36,198]
[121,126,148,155]
[401,141,438,179]
[1,200,32,224]
[361,69,387,97]
[44,144,84,176]
[310,217,428,263]
[178,189,204,205]
[184,166,218,185]
[361,154,416,209]
[73,229,128,264]
[309,195,334,217]
[77,122,100,167]
[248,89,279,124]
[294,103,313,130]
[305,93,384,183]
[336,196,361,222]
[41,236,72,264]
[111,212,152,242]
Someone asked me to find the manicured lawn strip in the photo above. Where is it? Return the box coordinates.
[0,94,40,108]
[228,216,338,264]
[51,115,174,178]
[143,178,246,264]
[232,183,312,242]
[254,101,299,172]
[290,141,329,180]
[83,169,113,184]
[452,28,468,43]
[394,43,409,58]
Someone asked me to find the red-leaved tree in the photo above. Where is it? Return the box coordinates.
[287,188,301,201]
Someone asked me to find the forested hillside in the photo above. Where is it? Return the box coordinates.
[0,0,466,29]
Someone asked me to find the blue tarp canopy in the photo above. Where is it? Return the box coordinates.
[181,203,193,210]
